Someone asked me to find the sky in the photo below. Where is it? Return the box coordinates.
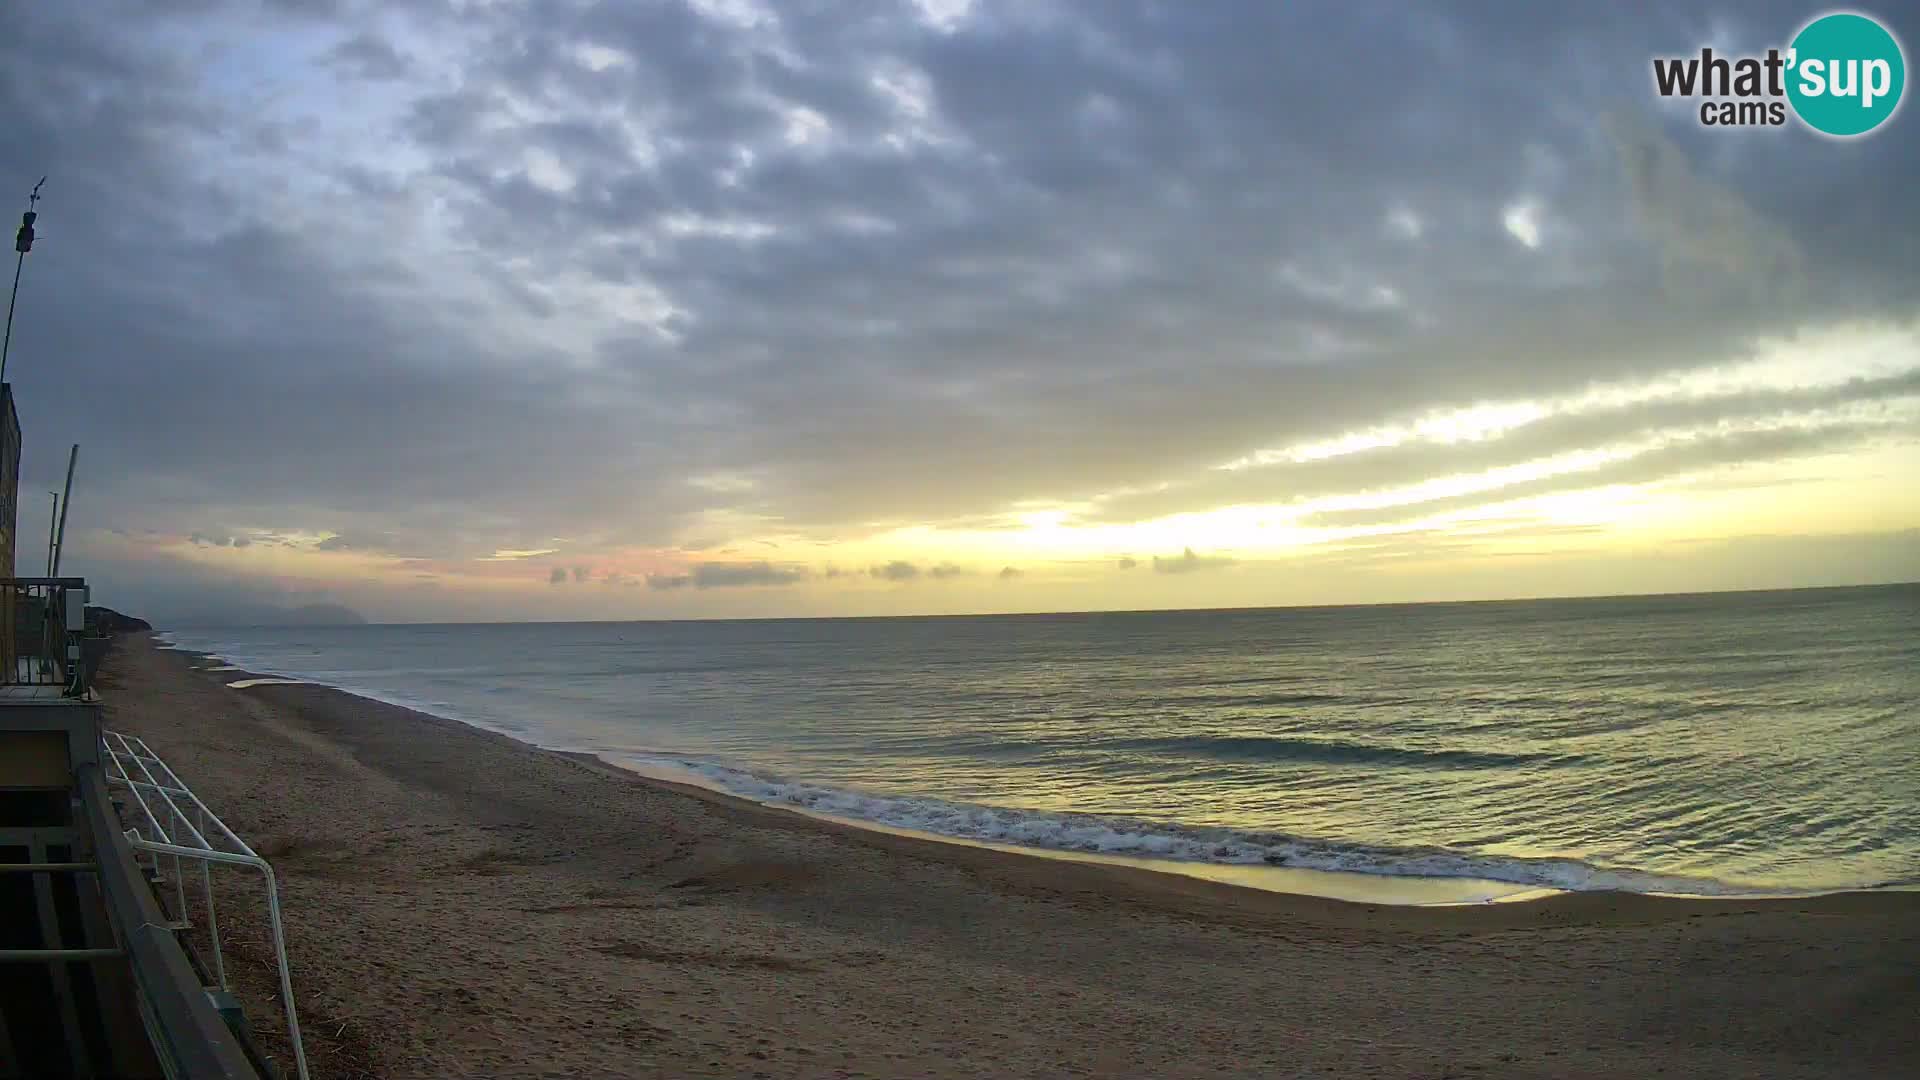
[1,0,1916,624]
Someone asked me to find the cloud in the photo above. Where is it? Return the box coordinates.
[1084,363,1920,525]
[1501,201,1542,249]
[483,548,559,561]
[1606,117,1804,305]
[646,561,807,589]
[871,561,920,582]
[311,530,409,555]
[1301,420,1903,529]
[693,561,806,588]
[856,561,975,583]
[72,548,366,625]
[186,530,266,549]
[325,32,410,81]
[0,0,1913,618]
[1153,547,1234,574]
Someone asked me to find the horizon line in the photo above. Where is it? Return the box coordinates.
[144,578,1919,631]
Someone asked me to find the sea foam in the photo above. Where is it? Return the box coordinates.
[608,753,1779,897]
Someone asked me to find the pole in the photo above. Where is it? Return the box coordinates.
[44,493,57,576]
[1,178,45,389]
[50,444,75,577]
[0,250,23,387]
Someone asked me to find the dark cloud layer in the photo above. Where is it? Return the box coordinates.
[871,560,920,582]
[0,1,1912,618]
[1153,547,1234,575]
[647,560,806,589]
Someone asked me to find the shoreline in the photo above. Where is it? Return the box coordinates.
[592,755,1560,907]
[104,632,1920,1077]
[154,635,1905,923]
[155,634,1901,910]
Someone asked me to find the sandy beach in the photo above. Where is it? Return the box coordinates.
[97,633,1919,1079]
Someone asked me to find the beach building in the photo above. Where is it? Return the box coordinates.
[0,382,292,1076]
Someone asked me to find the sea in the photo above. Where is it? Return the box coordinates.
[154,584,1919,903]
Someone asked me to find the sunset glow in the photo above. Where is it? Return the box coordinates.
[6,3,1912,623]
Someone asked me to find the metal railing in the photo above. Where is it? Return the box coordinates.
[0,576,90,696]
[76,764,261,1079]
[102,729,309,1080]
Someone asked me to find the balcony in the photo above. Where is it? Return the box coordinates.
[0,600,275,1077]
[0,578,98,701]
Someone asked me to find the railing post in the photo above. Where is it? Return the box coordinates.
[198,803,226,990]
[259,865,309,1080]
[102,731,311,1080]
[169,802,186,920]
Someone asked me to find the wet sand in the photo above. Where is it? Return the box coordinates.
[98,633,1920,1079]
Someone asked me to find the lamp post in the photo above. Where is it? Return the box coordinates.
[1,177,46,389]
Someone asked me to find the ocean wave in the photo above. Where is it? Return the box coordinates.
[1105,734,1583,770]
[608,754,1772,897]
[151,628,1906,898]
[1155,690,1352,708]
[908,731,1584,771]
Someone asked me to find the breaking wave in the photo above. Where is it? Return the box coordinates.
[609,754,1777,897]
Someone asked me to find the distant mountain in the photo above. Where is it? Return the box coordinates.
[85,606,153,634]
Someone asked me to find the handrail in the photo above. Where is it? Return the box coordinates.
[102,729,309,1080]
[0,947,124,961]
[76,763,258,1079]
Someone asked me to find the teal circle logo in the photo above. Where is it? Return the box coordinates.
[1787,12,1906,136]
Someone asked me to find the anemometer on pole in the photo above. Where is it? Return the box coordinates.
[2,176,46,388]
[0,178,77,579]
